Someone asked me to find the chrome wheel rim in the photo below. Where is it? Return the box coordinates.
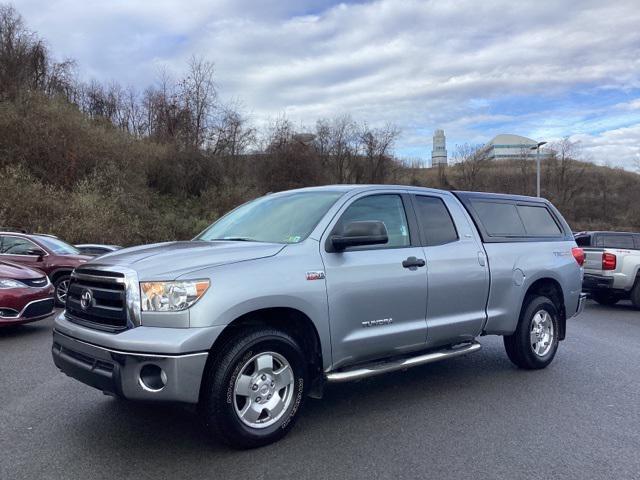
[530,309,554,357]
[56,280,69,304]
[233,351,295,429]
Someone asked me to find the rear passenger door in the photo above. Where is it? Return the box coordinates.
[410,194,489,348]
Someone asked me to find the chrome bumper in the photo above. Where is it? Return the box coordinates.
[52,329,208,403]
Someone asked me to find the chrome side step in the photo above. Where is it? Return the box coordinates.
[325,342,482,383]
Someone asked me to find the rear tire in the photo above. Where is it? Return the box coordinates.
[200,327,307,449]
[592,291,620,306]
[631,279,640,309]
[504,295,560,370]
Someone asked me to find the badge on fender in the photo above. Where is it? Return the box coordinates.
[306,271,325,281]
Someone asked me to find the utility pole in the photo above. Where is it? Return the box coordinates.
[531,141,547,197]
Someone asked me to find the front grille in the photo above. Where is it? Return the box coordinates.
[21,277,49,288]
[22,298,55,318]
[66,269,128,331]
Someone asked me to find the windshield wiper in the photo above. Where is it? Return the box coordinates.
[209,237,257,242]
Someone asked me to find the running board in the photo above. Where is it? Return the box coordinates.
[325,342,482,383]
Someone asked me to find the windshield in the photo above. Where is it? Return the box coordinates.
[35,236,80,255]
[196,191,344,244]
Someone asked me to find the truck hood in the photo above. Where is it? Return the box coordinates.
[87,241,286,279]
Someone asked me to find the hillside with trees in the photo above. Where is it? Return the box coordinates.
[1,4,638,246]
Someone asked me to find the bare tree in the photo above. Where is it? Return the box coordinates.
[547,137,586,208]
[314,115,359,183]
[181,56,216,148]
[0,5,73,100]
[452,143,490,190]
[513,146,535,195]
[209,104,256,158]
[359,122,400,183]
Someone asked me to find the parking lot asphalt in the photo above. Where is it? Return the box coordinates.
[1,301,639,480]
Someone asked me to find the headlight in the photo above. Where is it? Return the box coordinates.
[140,280,210,312]
[0,279,27,289]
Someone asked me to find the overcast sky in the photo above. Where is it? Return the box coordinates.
[14,0,640,169]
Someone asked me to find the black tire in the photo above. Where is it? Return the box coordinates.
[504,295,560,370]
[592,291,620,306]
[200,327,307,449]
[631,279,640,309]
[53,275,71,307]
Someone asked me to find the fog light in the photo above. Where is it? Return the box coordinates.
[139,364,167,392]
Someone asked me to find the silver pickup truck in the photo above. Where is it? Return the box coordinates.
[52,185,585,448]
[575,231,640,307]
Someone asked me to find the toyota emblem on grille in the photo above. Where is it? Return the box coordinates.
[80,289,93,310]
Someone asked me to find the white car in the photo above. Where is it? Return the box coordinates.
[575,231,640,307]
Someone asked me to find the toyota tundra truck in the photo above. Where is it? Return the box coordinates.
[52,186,586,448]
[575,231,640,307]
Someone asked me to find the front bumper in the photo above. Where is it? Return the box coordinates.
[52,329,208,403]
[0,296,55,326]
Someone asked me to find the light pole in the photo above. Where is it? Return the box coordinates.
[531,141,547,197]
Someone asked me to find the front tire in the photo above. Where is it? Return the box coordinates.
[53,275,71,307]
[504,295,560,370]
[200,327,307,449]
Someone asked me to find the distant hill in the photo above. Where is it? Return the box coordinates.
[399,159,640,232]
[1,3,638,245]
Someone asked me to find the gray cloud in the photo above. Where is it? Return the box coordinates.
[15,0,640,168]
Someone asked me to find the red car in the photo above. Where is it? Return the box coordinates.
[0,231,91,306]
[0,261,55,326]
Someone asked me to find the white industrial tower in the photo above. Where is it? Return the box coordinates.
[431,129,448,167]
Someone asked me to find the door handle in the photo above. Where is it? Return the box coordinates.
[402,257,426,269]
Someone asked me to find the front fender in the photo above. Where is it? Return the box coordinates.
[185,241,333,369]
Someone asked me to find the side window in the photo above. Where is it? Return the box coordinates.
[413,196,458,246]
[471,201,525,237]
[336,194,410,249]
[575,235,591,247]
[517,205,562,236]
[598,234,635,249]
[0,236,38,255]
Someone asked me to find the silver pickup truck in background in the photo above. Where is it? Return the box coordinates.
[575,231,640,307]
[52,186,585,448]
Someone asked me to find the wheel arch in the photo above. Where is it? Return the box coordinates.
[200,307,325,402]
[49,268,72,283]
[521,277,567,340]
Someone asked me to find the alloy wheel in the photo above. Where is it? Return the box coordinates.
[233,351,295,429]
[530,309,554,357]
[56,279,70,304]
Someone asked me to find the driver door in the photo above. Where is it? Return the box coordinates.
[320,193,428,369]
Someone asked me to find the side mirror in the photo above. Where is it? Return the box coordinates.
[27,248,46,260]
[329,221,388,252]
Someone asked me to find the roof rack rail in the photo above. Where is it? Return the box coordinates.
[0,227,27,233]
